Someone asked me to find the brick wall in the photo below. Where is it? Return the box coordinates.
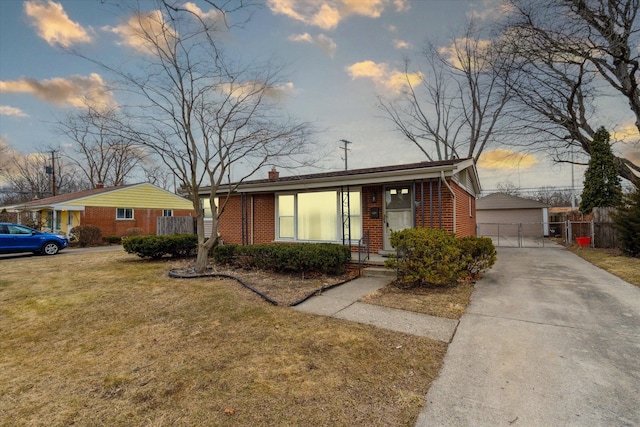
[82,207,194,236]
[217,194,276,245]
[361,185,384,253]
[214,178,476,249]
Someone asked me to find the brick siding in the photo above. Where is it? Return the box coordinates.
[216,178,476,249]
[82,207,194,236]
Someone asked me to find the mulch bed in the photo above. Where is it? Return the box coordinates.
[169,262,360,306]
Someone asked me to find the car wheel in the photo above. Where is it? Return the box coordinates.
[41,242,60,255]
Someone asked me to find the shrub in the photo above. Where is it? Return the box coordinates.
[123,227,143,238]
[70,225,103,248]
[103,235,122,244]
[385,228,464,287]
[123,234,197,259]
[611,183,640,257]
[458,236,496,279]
[213,243,351,275]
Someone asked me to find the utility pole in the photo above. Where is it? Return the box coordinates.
[339,139,352,171]
[51,150,57,196]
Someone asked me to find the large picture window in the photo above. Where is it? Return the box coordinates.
[298,191,337,241]
[276,190,361,242]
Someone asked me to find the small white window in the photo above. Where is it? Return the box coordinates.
[162,209,173,217]
[116,208,134,219]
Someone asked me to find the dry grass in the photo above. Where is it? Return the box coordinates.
[0,251,446,426]
[359,281,475,320]
[568,246,640,287]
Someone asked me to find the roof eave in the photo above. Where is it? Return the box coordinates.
[206,159,476,195]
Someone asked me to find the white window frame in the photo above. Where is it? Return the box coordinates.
[162,209,173,217]
[116,208,134,220]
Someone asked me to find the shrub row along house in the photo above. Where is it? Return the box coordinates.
[1,183,195,238]
[202,158,481,255]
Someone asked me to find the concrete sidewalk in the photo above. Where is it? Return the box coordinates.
[416,247,640,426]
[293,276,459,343]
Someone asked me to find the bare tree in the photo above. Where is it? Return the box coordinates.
[78,1,313,272]
[379,20,516,162]
[497,0,640,183]
[57,106,146,188]
[2,149,83,204]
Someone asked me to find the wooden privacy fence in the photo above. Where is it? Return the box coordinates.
[569,207,619,249]
[157,216,195,236]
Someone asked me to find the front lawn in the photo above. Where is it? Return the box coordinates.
[568,246,640,287]
[0,251,446,426]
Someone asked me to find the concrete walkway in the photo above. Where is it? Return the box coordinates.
[293,276,459,343]
[416,246,640,426]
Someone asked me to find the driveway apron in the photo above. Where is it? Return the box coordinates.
[416,246,640,427]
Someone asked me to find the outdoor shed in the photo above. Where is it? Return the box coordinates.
[476,193,550,240]
[2,183,195,238]
[200,158,481,255]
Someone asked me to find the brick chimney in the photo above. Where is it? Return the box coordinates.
[268,167,279,180]
[95,182,104,189]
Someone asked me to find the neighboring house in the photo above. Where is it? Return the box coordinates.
[477,193,550,237]
[2,183,195,237]
[200,158,481,254]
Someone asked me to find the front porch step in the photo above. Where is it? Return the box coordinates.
[362,266,396,278]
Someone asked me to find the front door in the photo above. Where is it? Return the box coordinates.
[383,185,413,251]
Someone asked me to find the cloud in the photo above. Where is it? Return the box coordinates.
[0,106,28,118]
[478,149,539,170]
[104,10,177,55]
[346,60,422,92]
[394,39,410,49]
[221,81,296,102]
[268,0,403,30]
[0,73,116,110]
[24,0,92,47]
[182,2,225,26]
[438,38,493,70]
[289,33,337,57]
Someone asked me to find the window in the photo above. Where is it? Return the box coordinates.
[202,197,218,219]
[162,209,173,217]
[277,195,294,239]
[276,190,361,242]
[298,191,337,241]
[116,208,133,219]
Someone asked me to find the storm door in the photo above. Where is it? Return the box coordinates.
[383,185,413,251]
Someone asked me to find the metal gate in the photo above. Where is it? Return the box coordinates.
[477,222,568,248]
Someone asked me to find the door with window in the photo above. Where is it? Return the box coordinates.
[383,185,413,251]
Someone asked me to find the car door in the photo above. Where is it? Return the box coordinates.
[8,224,39,251]
[0,224,10,251]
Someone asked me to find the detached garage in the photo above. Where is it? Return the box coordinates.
[476,193,550,245]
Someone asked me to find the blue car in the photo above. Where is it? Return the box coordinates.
[0,223,69,255]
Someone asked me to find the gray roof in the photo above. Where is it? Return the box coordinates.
[477,193,549,210]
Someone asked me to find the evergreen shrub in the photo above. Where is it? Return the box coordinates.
[212,242,351,275]
[123,234,198,259]
[385,228,496,287]
[611,183,640,257]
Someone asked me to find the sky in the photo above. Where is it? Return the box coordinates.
[0,0,603,193]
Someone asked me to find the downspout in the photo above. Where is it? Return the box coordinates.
[250,195,254,244]
[441,171,456,233]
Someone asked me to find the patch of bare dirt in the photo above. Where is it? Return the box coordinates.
[169,261,360,306]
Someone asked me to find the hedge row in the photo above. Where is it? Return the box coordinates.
[385,228,496,287]
[122,235,352,275]
[213,243,352,275]
[122,234,198,259]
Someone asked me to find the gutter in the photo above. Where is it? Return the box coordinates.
[441,171,456,233]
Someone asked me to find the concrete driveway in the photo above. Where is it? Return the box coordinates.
[416,246,640,426]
